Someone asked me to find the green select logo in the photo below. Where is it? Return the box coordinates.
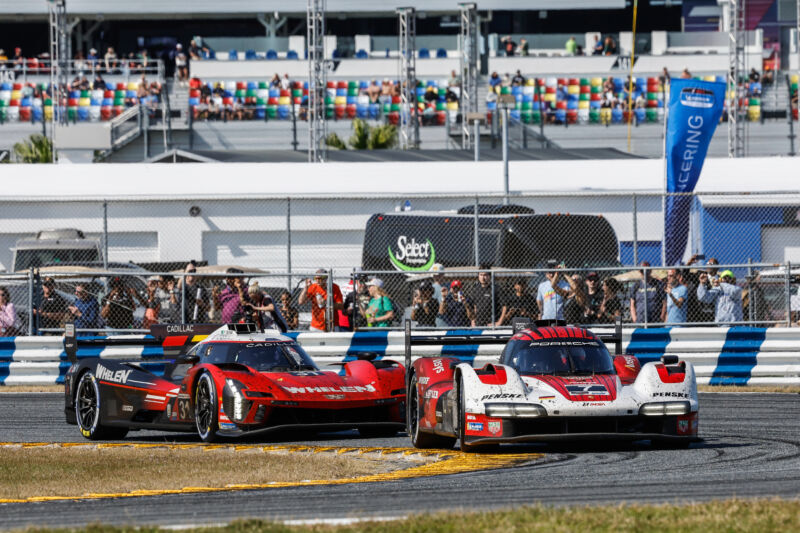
[388,235,436,271]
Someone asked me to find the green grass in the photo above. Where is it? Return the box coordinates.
[15,499,800,533]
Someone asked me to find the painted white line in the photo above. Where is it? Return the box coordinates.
[283,515,407,526]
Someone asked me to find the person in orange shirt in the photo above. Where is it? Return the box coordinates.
[298,269,343,331]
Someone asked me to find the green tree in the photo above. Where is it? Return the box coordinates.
[12,134,53,163]
[324,119,398,150]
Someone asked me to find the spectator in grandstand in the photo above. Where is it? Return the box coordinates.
[137,75,149,99]
[504,279,538,324]
[680,68,692,79]
[485,88,497,106]
[12,47,23,70]
[592,34,604,56]
[563,273,588,324]
[270,73,281,89]
[279,291,299,330]
[188,40,202,61]
[697,270,743,324]
[519,38,529,57]
[102,276,146,330]
[537,266,571,321]
[511,70,526,87]
[361,278,394,328]
[438,280,473,328]
[366,80,381,103]
[281,73,291,91]
[380,79,393,102]
[634,92,646,110]
[87,48,99,66]
[104,46,119,73]
[489,71,502,91]
[424,85,438,104]
[0,49,7,62]
[174,44,188,84]
[35,277,68,334]
[69,284,102,330]
[299,269,344,332]
[0,286,20,336]
[468,269,507,327]
[602,36,618,56]
[92,73,106,91]
[502,73,512,87]
[628,261,665,324]
[662,269,688,325]
[659,67,671,87]
[69,76,81,91]
[762,65,774,85]
[597,277,623,324]
[175,262,209,322]
[343,275,370,331]
[749,68,760,83]
[445,87,459,104]
[72,51,86,72]
[430,263,446,303]
[138,49,150,69]
[501,36,517,57]
[565,36,578,56]
[448,69,461,87]
[411,281,438,327]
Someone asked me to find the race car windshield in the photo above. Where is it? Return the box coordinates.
[501,339,614,375]
[204,342,319,372]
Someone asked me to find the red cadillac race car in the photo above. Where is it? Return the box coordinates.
[404,319,699,451]
[64,323,406,441]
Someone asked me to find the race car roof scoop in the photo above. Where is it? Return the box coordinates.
[661,355,679,365]
[355,352,379,361]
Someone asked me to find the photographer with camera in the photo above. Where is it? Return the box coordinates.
[697,269,743,324]
[298,269,343,332]
[101,276,147,330]
[438,280,473,328]
[537,262,571,321]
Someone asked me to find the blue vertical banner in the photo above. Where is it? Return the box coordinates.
[663,78,726,266]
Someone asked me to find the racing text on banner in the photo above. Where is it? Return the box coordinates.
[663,78,725,266]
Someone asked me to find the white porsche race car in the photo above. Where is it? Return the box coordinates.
[404,319,699,451]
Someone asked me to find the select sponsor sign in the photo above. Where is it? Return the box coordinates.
[388,235,437,271]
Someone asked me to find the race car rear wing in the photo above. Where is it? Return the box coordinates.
[403,318,623,386]
[63,322,257,363]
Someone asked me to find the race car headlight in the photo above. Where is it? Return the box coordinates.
[639,401,690,416]
[484,403,546,418]
[223,379,251,422]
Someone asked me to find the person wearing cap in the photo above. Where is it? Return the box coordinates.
[467,269,508,327]
[627,261,666,325]
[438,279,473,328]
[242,282,287,332]
[411,281,437,327]
[342,275,370,330]
[697,269,743,324]
[360,278,394,328]
[35,277,69,335]
[299,269,343,331]
[662,269,688,325]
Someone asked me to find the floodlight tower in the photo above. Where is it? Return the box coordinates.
[48,0,68,160]
[727,0,746,157]
[459,2,479,150]
[397,7,419,149]
[307,0,327,162]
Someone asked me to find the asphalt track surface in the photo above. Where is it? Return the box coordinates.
[1,392,799,530]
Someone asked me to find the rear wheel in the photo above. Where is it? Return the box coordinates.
[407,373,456,449]
[75,371,129,440]
[195,373,220,442]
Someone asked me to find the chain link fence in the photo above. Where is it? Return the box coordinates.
[0,191,798,334]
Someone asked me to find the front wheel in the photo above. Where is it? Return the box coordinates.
[75,371,128,440]
[407,373,456,449]
[195,373,220,442]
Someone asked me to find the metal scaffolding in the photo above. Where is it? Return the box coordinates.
[459,2,479,150]
[727,0,746,157]
[397,7,419,150]
[48,0,69,157]
[307,0,327,162]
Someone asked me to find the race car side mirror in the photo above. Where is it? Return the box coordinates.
[661,355,679,365]
[181,355,200,365]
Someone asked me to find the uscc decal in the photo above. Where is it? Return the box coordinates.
[282,384,377,394]
[96,364,132,384]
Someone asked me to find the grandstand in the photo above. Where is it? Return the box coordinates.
[0,1,797,161]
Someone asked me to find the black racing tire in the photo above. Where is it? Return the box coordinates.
[357,426,400,438]
[458,375,478,453]
[195,372,220,443]
[74,371,129,440]
[407,373,456,449]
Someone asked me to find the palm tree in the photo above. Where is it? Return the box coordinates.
[324,119,397,150]
[12,134,53,163]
